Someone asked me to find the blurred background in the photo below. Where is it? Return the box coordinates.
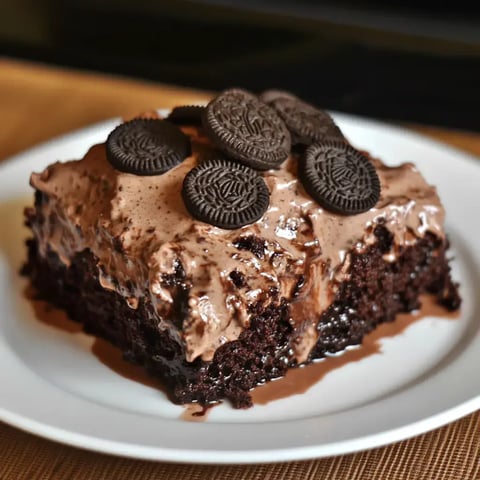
[2,0,480,131]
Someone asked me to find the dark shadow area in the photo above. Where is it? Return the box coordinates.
[2,0,480,130]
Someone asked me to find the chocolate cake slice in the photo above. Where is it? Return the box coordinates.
[23,89,460,408]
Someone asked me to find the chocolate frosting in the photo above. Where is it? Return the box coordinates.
[30,125,445,363]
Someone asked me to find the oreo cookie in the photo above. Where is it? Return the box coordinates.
[203,88,291,170]
[269,96,344,146]
[166,105,205,126]
[299,141,381,215]
[182,157,270,229]
[106,118,190,175]
[259,89,298,104]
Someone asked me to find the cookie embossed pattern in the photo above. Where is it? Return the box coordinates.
[22,87,461,411]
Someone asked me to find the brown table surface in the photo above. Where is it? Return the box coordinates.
[0,57,479,480]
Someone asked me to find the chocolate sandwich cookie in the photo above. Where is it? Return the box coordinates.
[182,157,270,229]
[106,118,191,175]
[259,89,298,104]
[269,96,344,146]
[299,141,381,215]
[203,88,291,170]
[166,105,205,126]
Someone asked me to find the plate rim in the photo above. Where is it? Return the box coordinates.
[0,111,479,464]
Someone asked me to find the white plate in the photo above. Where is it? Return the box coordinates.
[0,113,479,464]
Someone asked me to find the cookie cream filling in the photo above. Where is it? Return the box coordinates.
[30,127,444,363]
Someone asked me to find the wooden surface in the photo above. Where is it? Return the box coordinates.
[0,58,212,161]
[0,57,479,480]
[1,57,480,161]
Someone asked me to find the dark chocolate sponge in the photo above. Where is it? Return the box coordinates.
[23,195,460,408]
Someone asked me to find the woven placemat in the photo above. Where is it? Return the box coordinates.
[1,412,479,480]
